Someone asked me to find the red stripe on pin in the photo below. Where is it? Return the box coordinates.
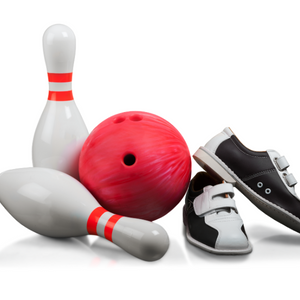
[104,214,123,242]
[48,73,73,82]
[87,207,107,235]
[48,91,74,101]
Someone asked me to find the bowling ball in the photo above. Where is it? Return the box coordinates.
[79,111,191,221]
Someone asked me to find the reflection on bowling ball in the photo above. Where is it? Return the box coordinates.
[79,111,191,221]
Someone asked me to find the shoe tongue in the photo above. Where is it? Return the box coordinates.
[203,185,213,192]
[205,184,233,215]
[217,208,232,216]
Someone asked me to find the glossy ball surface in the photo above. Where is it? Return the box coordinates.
[79,111,191,221]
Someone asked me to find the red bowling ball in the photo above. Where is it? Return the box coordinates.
[79,111,191,221]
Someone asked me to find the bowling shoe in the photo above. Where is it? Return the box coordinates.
[183,172,252,255]
[193,127,300,234]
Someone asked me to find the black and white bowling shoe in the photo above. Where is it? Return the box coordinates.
[193,127,300,233]
[183,172,252,255]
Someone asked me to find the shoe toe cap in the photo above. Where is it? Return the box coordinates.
[208,214,250,251]
[216,230,250,251]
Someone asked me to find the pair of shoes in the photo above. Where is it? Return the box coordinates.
[184,127,299,254]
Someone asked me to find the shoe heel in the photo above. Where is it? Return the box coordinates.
[193,147,236,184]
[183,205,187,226]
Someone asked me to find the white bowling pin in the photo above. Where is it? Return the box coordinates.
[32,24,88,180]
[0,167,169,261]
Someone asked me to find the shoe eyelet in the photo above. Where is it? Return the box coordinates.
[257,182,263,188]
[265,188,271,194]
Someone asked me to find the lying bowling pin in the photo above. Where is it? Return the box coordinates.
[32,24,89,180]
[0,168,169,261]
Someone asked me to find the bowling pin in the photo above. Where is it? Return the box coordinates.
[0,167,169,261]
[32,24,88,180]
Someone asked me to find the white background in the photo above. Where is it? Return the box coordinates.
[1,0,300,298]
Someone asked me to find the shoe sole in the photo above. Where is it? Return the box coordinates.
[194,146,300,234]
[183,205,252,255]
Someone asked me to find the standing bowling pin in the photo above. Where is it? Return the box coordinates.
[32,24,88,180]
[0,167,169,261]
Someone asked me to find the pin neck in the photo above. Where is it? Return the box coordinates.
[87,207,123,242]
[47,72,74,101]
[48,73,73,82]
[48,91,74,101]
